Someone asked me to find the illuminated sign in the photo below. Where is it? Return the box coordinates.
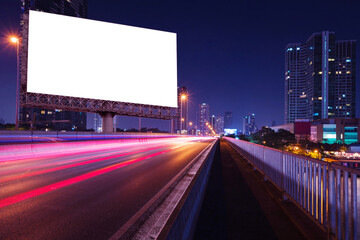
[224,129,237,135]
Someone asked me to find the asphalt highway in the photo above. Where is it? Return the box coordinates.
[0,137,214,240]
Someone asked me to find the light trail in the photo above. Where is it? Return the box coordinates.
[0,145,167,183]
[0,137,205,164]
[0,147,175,209]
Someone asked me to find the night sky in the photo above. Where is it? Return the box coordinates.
[0,0,359,131]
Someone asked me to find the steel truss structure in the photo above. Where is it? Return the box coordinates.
[19,14,178,120]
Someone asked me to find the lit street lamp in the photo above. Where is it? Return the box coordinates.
[180,94,186,132]
[10,36,20,130]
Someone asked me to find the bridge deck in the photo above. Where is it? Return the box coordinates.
[194,139,325,240]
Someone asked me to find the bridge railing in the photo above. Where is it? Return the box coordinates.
[225,137,359,240]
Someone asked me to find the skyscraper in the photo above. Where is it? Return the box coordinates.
[285,31,356,124]
[334,41,356,118]
[224,111,232,129]
[19,0,88,131]
[199,103,210,135]
[21,0,87,17]
[214,115,224,134]
[243,113,257,135]
[209,115,216,129]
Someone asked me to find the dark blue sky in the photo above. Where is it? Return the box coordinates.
[0,0,359,131]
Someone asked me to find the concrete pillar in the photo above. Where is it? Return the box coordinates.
[100,112,115,133]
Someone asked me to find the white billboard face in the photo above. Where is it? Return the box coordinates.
[27,11,177,108]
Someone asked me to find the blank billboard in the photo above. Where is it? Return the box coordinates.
[27,11,177,108]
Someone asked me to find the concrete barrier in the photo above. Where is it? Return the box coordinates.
[162,139,218,240]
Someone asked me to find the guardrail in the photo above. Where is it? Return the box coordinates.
[225,137,358,240]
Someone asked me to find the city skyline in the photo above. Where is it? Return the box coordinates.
[1,0,359,131]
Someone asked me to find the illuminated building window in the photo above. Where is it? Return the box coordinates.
[344,127,358,144]
[346,59,351,63]
[318,71,322,74]
[323,124,336,144]
[346,71,351,74]
[41,110,45,114]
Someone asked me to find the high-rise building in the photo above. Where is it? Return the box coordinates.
[334,41,356,118]
[209,115,216,129]
[214,115,224,134]
[285,31,356,124]
[21,0,87,17]
[175,86,188,133]
[224,111,232,129]
[199,103,210,135]
[243,113,257,135]
[19,0,88,131]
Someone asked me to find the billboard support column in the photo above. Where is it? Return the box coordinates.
[100,112,115,133]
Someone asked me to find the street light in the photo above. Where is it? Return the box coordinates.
[10,37,18,43]
[180,94,186,132]
[10,36,20,130]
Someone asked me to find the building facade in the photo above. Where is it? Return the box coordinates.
[214,115,224,134]
[199,103,210,135]
[334,41,357,118]
[272,118,360,145]
[19,0,88,131]
[311,118,360,145]
[209,115,216,129]
[21,0,87,17]
[243,113,257,135]
[285,31,356,124]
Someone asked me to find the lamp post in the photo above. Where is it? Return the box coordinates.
[180,95,186,133]
[10,36,20,130]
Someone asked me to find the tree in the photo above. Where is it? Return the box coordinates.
[249,127,296,150]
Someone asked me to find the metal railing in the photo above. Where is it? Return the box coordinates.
[225,137,358,240]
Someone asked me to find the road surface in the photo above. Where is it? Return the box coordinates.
[0,137,214,239]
